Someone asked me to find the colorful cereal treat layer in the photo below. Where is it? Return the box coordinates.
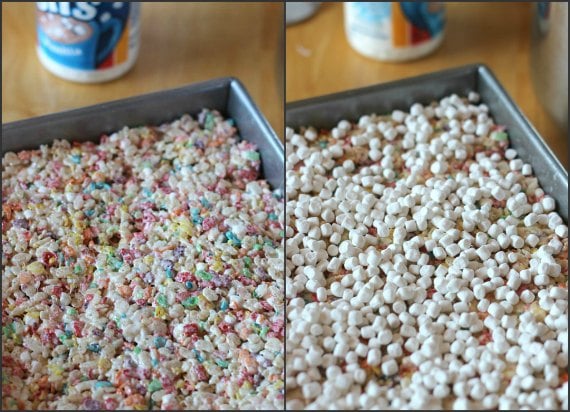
[2,110,284,410]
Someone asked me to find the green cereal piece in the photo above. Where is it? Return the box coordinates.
[148,379,162,393]
[108,256,123,271]
[66,308,77,316]
[245,151,260,161]
[244,256,252,267]
[491,131,508,141]
[156,294,168,308]
[215,359,229,368]
[182,297,199,308]
[2,323,15,338]
[205,113,215,131]
[133,347,142,355]
[197,270,213,281]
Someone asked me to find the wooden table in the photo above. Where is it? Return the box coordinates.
[287,2,568,168]
[2,2,283,136]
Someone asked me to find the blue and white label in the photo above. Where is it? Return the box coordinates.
[36,2,135,70]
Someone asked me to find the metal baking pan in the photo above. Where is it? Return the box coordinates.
[2,77,284,191]
[287,64,568,221]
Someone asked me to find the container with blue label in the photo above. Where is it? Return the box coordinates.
[36,2,140,83]
[344,2,445,62]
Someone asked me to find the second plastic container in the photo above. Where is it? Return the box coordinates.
[35,2,140,83]
[344,2,445,62]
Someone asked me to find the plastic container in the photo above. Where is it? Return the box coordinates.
[35,2,140,83]
[286,2,321,26]
[531,2,568,136]
[344,2,445,62]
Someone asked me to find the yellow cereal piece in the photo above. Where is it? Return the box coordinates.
[27,311,40,319]
[13,334,22,345]
[143,255,154,266]
[72,233,83,246]
[212,260,223,272]
[26,262,46,276]
[155,306,167,318]
[98,358,111,372]
[48,364,63,377]
[176,217,194,238]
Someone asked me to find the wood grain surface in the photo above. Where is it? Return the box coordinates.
[286,2,568,168]
[2,2,284,137]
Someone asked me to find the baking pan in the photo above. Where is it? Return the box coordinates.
[2,77,284,191]
[286,64,568,221]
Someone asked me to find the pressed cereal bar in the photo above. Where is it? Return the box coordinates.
[2,110,284,410]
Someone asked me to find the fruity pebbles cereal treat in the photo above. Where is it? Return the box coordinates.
[2,110,284,410]
[285,93,568,410]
